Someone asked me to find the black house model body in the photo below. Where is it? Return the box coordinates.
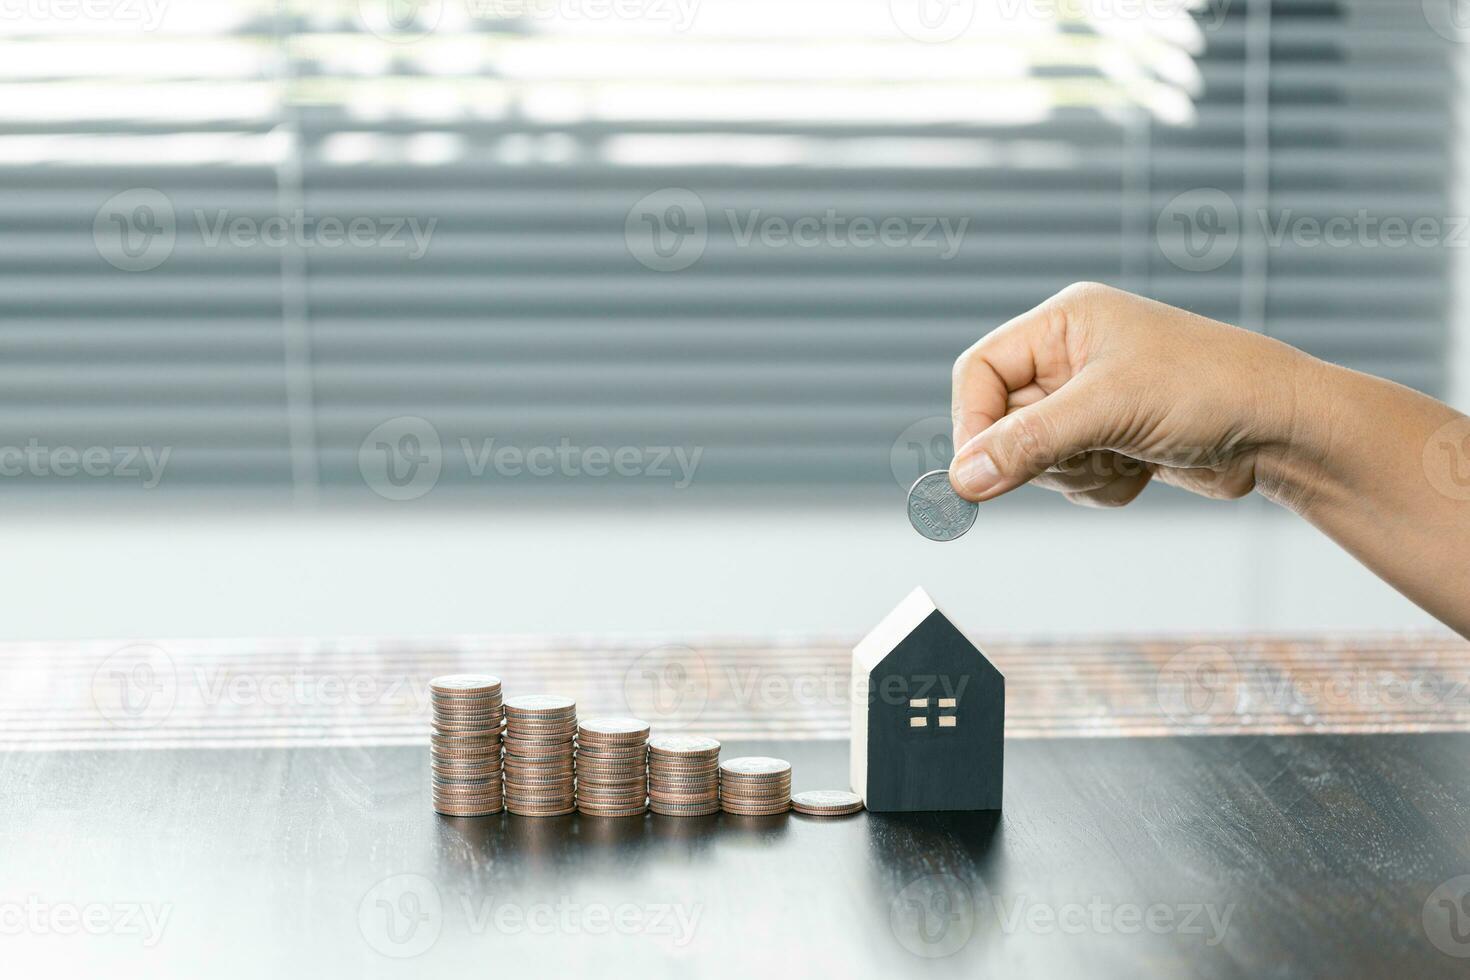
[849,587,1004,812]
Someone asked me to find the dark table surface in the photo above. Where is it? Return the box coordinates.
[6,733,1470,979]
[6,632,1470,977]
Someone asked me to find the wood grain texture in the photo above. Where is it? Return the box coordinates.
[5,632,1468,751]
[3,734,1469,978]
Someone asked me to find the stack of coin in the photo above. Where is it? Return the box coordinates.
[648,735,721,816]
[429,674,505,817]
[502,695,577,816]
[719,756,792,815]
[574,717,650,817]
[791,790,864,816]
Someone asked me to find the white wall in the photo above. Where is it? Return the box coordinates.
[1454,37,1470,413]
[0,500,1441,642]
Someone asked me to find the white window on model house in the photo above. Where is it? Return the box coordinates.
[908,693,959,729]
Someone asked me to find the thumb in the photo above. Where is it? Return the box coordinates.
[949,380,1111,501]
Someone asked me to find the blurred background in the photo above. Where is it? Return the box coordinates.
[0,0,1463,640]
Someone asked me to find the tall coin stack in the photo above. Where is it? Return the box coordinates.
[718,756,792,815]
[574,717,650,817]
[647,734,721,816]
[502,695,577,816]
[429,674,505,817]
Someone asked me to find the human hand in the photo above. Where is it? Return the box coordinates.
[948,282,1320,508]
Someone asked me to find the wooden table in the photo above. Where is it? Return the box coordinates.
[3,635,1469,977]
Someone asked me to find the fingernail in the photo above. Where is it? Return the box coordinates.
[953,450,1001,497]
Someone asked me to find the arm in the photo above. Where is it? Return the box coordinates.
[947,282,1470,637]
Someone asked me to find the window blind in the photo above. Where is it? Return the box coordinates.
[0,0,1451,497]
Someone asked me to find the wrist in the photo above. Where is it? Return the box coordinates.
[1252,347,1340,515]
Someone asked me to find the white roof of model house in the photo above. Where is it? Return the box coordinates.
[853,585,957,674]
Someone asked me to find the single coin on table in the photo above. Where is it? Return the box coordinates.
[906,469,977,542]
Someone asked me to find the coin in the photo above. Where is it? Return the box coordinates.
[578,717,651,740]
[430,673,503,695]
[575,769,647,784]
[431,729,502,742]
[578,803,649,818]
[645,734,720,816]
[719,757,791,777]
[434,801,504,817]
[428,672,504,818]
[501,695,578,816]
[430,742,501,757]
[906,469,977,542]
[575,749,648,764]
[506,802,576,817]
[720,803,792,816]
[649,734,720,756]
[649,801,720,816]
[791,790,864,816]
[504,740,578,757]
[504,694,575,714]
[719,777,791,793]
[574,716,649,817]
[718,756,791,815]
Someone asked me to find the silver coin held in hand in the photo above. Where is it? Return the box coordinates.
[907,469,978,541]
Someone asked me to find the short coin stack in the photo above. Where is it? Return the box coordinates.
[791,790,864,816]
[502,695,577,817]
[429,674,505,817]
[647,735,721,816]
[719,756,792,815]
[574,717,650,817]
